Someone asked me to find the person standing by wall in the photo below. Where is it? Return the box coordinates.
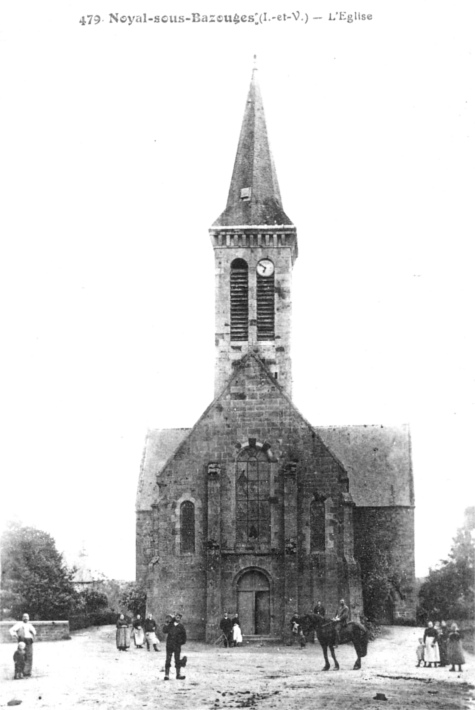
[313,601,326,619]
[219,612,233,648]
[144,613,160,651]
[132,614,145,648]
[232,615,242,646]
[10,613,36,677]
[162,613,187,680]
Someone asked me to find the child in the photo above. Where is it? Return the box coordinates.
[416,637,425,667]
[232,618,243,647]
[13,641,26,679]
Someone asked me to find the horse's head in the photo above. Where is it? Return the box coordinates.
[298,613,322,636]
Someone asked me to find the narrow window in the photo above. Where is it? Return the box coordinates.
[310,500,325,552]
[230,259,249,341]
[236,449,270,544]
[257,272,275,340]
[180,501,195,553]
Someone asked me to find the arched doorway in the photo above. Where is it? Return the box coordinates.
[237,570,270,635]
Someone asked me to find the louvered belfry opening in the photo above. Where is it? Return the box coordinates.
[257,272,275,340]
[230,258,249,341]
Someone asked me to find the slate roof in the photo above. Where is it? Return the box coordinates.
[213,66,293,228]
[136,423,413,511]
[136,428,190,511]
[316,424,414,507]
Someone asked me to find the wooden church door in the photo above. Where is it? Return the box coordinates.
[237,570,270,635]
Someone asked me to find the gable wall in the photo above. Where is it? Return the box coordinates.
[140,357,363,639]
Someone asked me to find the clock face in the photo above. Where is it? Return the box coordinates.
[256,259,274,277]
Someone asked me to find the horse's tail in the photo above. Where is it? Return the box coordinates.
[352,623,368,658]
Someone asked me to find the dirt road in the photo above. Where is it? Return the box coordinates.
[1,625,473,709]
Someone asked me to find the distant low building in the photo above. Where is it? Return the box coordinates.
[72,548,107,592]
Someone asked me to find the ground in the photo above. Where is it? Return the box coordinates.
[1,626,474,709]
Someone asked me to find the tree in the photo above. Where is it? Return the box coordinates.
[418,507,475,622]
[119,582,146,618]
[76,588,109,616]
[0,522,78,620]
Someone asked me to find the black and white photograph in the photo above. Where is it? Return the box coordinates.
[1,1,474,707]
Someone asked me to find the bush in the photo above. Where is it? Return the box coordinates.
[69,609,118,631]
[392,617,417,626]
[119,582,146,618]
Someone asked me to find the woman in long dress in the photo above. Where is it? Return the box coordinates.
[423,621,440,667]
[447,623,465,672]
[133,615,145,648]
[438,621,449,667]
[116,614,131,651]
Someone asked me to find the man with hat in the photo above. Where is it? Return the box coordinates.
[162,613,187,680]
[219,612,233,648]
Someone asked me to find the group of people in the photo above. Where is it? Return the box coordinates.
[416,621,466,672]
[116,613,161,652]
[219,612,242,647]
[116,611,187,680]
[7,606,468,681]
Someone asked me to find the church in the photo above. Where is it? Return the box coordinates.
[136,67,416,641]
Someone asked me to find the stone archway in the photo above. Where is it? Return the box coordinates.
[237,569,270,635]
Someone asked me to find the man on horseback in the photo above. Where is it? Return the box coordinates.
[332,598,349,647]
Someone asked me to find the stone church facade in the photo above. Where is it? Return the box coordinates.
[136,68,416,641]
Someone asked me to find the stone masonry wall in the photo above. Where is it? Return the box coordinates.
[0,620,70,643]
[354,506,416,622]
[213,240,295,398]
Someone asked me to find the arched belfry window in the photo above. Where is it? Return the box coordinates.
[257,269,275,340]
[236,449,271,544]
[310,499,325,552]
[230,258,249,341]
[180,501,195,553]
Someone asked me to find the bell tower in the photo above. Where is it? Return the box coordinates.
[209,64,298,397]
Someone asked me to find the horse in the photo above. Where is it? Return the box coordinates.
[298,613,368,671]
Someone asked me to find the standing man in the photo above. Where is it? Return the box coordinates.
[144,613,160,652]
[10,613,36,677]
[162,613,187,680]
[313,601,326,619]
[332,599,350,646]
[219,612,233,648]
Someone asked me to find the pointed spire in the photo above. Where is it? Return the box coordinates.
[213,61,293,227]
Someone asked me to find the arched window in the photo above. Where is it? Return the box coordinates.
[236,449,271,544]
[230,259,249,341]
[257,270,275,340]
[310,499,325,552]
[180,501,195,553]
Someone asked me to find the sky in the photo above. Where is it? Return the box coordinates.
[1,1,474,582]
